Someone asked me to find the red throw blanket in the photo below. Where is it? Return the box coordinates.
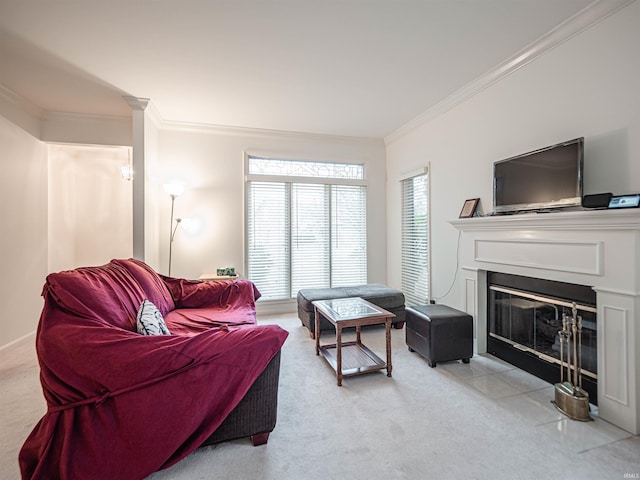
[19,259,288,480]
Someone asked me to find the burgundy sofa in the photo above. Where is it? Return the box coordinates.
[19,258,288,480]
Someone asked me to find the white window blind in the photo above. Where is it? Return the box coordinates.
[291,183,330,294]
[401,173,429,306]
[247,182,290,300]
[247,157,367,301]
[331,185,367,287]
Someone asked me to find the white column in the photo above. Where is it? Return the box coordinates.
[123,96,150,261]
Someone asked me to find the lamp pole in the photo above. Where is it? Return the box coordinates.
[168,194,177,276]
[164,182,185,276]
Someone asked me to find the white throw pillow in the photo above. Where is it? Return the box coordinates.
[136,299,171,335]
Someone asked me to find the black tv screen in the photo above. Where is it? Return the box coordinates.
[493,137,584,213]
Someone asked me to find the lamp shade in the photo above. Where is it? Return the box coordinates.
[163,182,185,197]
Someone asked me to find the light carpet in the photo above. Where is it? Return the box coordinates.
[2,314,639,480]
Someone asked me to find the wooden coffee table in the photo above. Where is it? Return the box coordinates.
[313,297,394,386]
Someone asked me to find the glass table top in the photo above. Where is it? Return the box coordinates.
[314,297,383,320]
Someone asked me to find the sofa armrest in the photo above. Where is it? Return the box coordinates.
[161,277,261,309]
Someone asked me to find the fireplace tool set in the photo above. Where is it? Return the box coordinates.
[552,303,592,421]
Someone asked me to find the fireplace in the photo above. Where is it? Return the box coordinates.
[486,272,597,403]
[450,208,640,434]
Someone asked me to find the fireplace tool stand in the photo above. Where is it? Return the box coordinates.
[552,303,592,421]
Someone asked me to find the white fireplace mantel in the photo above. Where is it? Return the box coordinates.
[450,208,640,435]
[450,208,640,232]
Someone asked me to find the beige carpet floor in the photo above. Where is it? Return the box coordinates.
[2,314,639,480]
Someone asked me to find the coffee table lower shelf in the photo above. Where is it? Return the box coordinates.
[319,341,387,377]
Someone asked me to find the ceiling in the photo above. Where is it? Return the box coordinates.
[0,0,600,139]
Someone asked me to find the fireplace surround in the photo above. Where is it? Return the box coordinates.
[451,209,640,434]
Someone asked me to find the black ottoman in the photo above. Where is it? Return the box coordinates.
[406,304,473,367]
[297,284,405,338]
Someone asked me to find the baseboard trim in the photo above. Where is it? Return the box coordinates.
[0,331,36,352]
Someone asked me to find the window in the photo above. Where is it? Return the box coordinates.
[247,156,367,300]
[401,172,429,306]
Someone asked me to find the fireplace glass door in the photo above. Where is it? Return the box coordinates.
[489,285,597,380]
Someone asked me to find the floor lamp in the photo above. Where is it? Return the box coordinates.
[163,183,185,276]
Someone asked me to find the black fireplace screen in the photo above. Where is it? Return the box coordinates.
[489,285,597,379]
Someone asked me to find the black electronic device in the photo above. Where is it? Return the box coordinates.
[582,192,613,209]
[608,194,640,209]
[493,137,584,214]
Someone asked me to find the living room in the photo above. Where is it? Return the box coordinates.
[1,0,640,478]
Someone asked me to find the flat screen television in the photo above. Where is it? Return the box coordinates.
[493,137,584,214]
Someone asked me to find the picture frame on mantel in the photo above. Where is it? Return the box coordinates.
[459,198,480,218]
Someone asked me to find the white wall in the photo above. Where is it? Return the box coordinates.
[0,87,133,349]
[41,113,132,147]
[47,144,133,273]
[156,126,387,306]
[0,113,48,348]
[386,2,640,309]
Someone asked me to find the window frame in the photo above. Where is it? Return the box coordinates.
[244,153,368,303]
[400,167,431,306]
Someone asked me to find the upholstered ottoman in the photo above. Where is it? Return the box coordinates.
[297,284,405,338]
[406,304,473,367]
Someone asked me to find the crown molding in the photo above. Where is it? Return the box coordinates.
[123,96,150,111]
[1,80,379,147]
[123,94,380,145]
[160,117,383,146]
[0,82,43,137]
[0,82,43,118]
[384,0,636,146]
[41,110,131,124]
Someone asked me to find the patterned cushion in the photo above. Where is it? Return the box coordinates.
[136,299,171,335]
